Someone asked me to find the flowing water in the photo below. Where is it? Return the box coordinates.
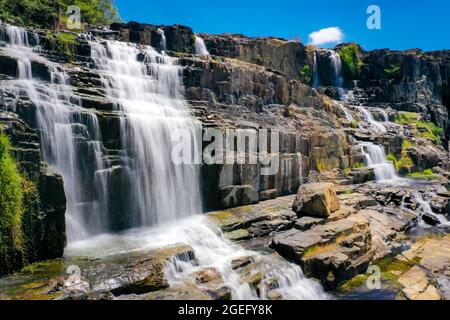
[360,141,399,182]
[4,26,109,241]
[194,35,209,56]
[157,28,167,50]
[357,106,387,133]
[86,39,327,299]
[312,52,320,88]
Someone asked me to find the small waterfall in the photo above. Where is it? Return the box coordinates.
[360,141,399,182]
[194,35,209,56]
[338,103,354,121]
[380,109,389,122]
[90,40,202,227]
[4,26,109,241]
[357,106,387,133]
[312,52,320,88]
[157,28,166,50]
[412,192,450,227]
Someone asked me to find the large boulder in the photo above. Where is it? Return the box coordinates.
[292,182,340,217]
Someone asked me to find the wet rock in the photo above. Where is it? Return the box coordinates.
[231,256,254,270]
[347,167,375,184]
[292,182,340,218]
[226,229,252,241]
[194,267,222,284]
[220,185,259,208]
[272,216,372,289]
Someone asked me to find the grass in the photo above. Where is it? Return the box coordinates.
[302,235,347,259]
[408,169,441,180]
[396,112,444,143]
[0,133,24,251]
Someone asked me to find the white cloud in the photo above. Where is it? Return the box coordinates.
[308,27,344,46]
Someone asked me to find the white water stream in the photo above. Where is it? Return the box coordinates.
[194,35,209,56]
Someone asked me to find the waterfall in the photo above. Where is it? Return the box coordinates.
[357,106,387,133]
[329,50,344,89]
[360,141,399,182]
[4,26,109,241]
[157,28,166,50]
[338,103,354,121]
[194,35,209,56]
[412,191,450,227]
[90,40,202,227]
[312,52,320,88]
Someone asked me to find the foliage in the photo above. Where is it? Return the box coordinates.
[316,159,323,173]
[384,64,401,82]
[45,31,79,60]
[336,44,363,80]
[299,64,311,84]
[0,133,24,251]
[0,0,121,29]
[396,111,444,143]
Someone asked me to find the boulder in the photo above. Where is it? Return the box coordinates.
[292,182,340,218]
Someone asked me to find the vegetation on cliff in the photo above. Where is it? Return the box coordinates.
[336,44,363,80]
[0,0,121,29]
[0,133,24,273]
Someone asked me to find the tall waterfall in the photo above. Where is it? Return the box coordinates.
[329,50,343,89]
[4,26,109,242]
[194,35,209,56]
[360,142,399,182]
[90,40,202,227]
[157,28,167,50]
[312,52,320,88]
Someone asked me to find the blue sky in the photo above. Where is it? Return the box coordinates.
[115,0,449,51]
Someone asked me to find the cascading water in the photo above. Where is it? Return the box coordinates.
[194,35,209,56]
[312,52,320,88]
[360,141,399,182]
[357,106,387,133]
[83,39,327,300]
[4,26,109,242]
[329,50,344,97]
[90,40,202,227]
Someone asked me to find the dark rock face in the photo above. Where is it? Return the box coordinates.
[108,21,195,52]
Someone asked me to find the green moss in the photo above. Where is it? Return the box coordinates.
[352,162,364,169]
[0,132,25,273]
[336,44,363,80]
[45,31,79,61]
[408,169,441,180]
[349,120,359,129]
[396,111,444,143]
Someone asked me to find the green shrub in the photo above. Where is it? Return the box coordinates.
[408,169,440,180]
[316,159,323,173]
[384,64,401,80]
[336,44,363,80]
[300,64,311,83]
[0,133,24,251]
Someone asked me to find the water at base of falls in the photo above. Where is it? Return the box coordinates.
[65,215,328,300]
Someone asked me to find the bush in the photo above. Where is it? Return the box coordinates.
[45,31,79,60]
[336,44,363,80]
[349,120,359,129]
[0,133,24,253]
